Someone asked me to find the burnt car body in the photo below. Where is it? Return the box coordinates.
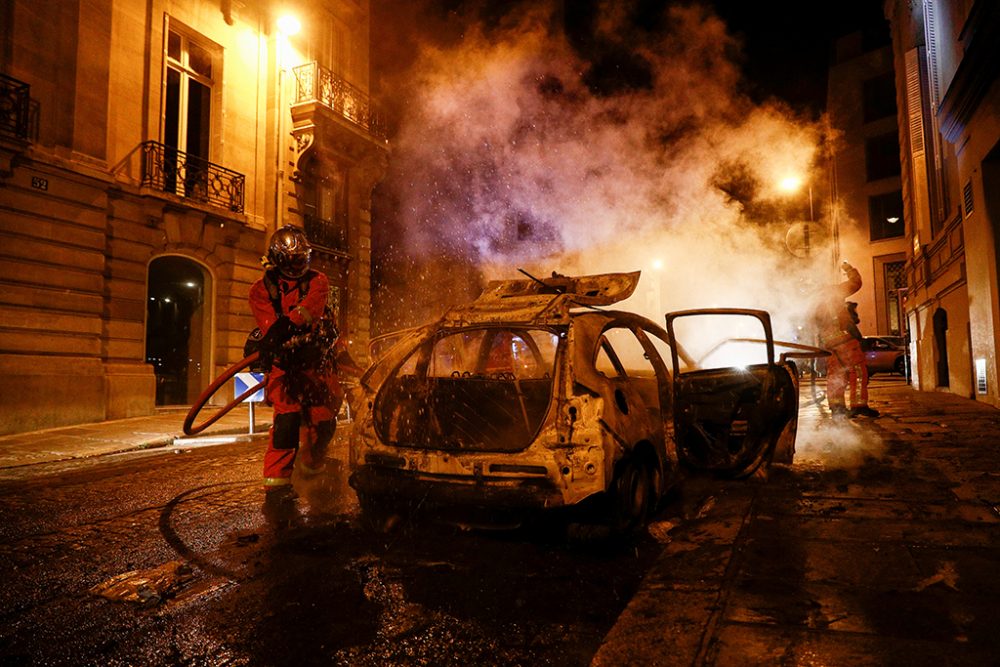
[349,272,816,529]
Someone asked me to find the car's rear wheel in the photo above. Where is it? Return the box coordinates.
[611,457,655,535]
[894,356,906,376]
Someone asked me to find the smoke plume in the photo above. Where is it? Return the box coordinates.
[371,0,832,340]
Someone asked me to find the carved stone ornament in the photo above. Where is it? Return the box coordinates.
[291,128,315,183]
[295,130,314,154]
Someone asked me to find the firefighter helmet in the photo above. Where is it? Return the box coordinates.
[267,225,312,279]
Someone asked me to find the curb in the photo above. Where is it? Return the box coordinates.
[0,424,272,472]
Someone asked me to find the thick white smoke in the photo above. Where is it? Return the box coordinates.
[377,2,834,339]
[370,0,884,467]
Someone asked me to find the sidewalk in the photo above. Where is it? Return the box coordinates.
[0,404,272,470]
[594,378,1000,666]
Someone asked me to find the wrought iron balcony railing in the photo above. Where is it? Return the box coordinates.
[0,73,31,141]
[303,213,348,253]
[140,141,245,213]
[293,62,387,141]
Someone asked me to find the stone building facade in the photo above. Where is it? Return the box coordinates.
[884,0,999,404]
[827,31,910,342]
[0,0,387,434]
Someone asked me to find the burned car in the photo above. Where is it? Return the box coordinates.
[349,272,816,530]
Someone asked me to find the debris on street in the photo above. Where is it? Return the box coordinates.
[647,520,676,543]
[89,560,195,606]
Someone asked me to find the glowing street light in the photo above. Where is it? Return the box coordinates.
[778,175,803,193]
[277,14,301,36]
[778,174,818,260]
[777,174,814,222]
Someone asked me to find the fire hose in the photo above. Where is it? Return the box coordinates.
[183,352,267,436]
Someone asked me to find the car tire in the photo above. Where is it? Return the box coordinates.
[894,356,906,376]
[611,457,654,535]
[771,419,797,465]
[357,493,405,533]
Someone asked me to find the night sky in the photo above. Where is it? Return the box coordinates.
[367,0,893,331]
[371,0,891,117]
[710,0,891,114]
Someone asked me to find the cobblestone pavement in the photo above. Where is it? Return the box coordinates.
[594,378,1000,666]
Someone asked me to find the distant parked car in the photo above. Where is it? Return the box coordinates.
[862,336,907,376]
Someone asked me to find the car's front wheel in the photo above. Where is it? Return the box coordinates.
[894,356,906,376]
[356,492,406,533]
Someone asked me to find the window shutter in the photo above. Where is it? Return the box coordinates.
[923,0,942,110]
[905,48,925,158]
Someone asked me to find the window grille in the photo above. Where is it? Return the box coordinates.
[0,74,30,140]
[885,261,906,336]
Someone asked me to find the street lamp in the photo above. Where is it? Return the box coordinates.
[777,175,813,222]
[277,15,301,36]
[778,174,815,259]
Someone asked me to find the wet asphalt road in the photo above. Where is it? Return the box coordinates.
[0,433,666,666]
[4,378,1000,666]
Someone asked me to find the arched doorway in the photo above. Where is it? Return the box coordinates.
[933,307,950,388]
[145,256,212,405]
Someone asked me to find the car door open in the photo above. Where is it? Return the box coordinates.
[665,309,799,477]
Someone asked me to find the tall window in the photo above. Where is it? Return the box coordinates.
[319,19,352,78]
[164,26,214,196]
[869,190,905,241]
[301,157,349,251]
[862,71,897,123]
[865,132,902,182]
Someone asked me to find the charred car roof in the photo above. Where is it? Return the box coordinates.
[440,271,641,327]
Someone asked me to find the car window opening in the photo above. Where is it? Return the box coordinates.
[374,327,561,452]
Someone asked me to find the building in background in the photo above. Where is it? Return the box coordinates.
[883,0,1000,404]
[0,0,387,434]
[827,31,909,342]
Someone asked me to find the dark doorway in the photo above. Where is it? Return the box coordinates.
[933,307,949,387]
[146,256,211,405]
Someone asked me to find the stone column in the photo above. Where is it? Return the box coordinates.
[346,152,388,364]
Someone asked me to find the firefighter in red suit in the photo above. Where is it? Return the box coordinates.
[843,301,879,417]
[814,262,878,418]
[250,225,353,517]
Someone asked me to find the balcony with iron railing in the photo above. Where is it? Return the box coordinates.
[0,73,31,141]
[139,141,245,213]
[292,62,387,142]
[303,213,348,254]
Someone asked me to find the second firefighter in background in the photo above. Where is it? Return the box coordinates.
[250,225,360,506]
[814,261,879,418]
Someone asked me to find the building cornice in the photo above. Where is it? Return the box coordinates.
[938,1,1000,143]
